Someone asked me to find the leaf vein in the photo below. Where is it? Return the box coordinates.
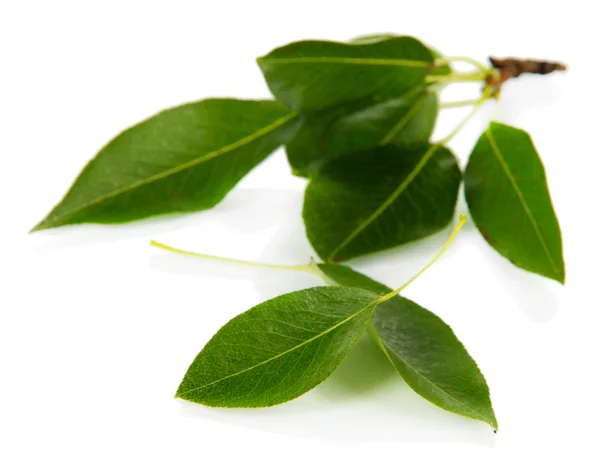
[485,128,559,277]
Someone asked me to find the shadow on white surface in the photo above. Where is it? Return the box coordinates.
[495,76,564,123]
[29,188,313,262]
[28,188,554,446]
[480,244,560,323]
[455,195,561,323]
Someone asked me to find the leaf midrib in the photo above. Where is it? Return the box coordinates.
[259,57,430,67]
[176,296,376,398]
[380,333,494,427]
[380,92,430,144]
[36,111,297,229]
[327,145,439,261]
[485,127,560,277]
[319,271,496,428]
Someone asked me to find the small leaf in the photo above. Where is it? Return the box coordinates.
[176,286,379,407]
[464,122,565,283]
[286,87,438,177]
[32,99,298,231]
[257,36,434,112]
[303,144,461,261]
[314,263,498,429]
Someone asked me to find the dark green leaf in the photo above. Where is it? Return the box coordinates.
[464,122,565,283]
[32,99,298,231]
[303,144,461,261]
[176,286,379,407]
[314,263,498,429]
[350,34,452,76]
[257,36,434,112]
[286,87,438,177]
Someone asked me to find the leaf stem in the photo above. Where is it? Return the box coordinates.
[425,71,487,84]
[439,98,481,109]
[436,86,494,146]
[150,240,313,274]
[434,56,490,73]
[375,214,467,304]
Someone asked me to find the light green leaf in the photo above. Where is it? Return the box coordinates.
[257,36,434,112]
[314,263,498,430]
[303,144,461,261]
[464,122,565,283]
[286,87,438,177]
[32,99,298,231]
[176,286,379,407]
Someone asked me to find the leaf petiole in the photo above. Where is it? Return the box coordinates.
[375,214,467,304]
[150,240,315,274]
[436,86,494,145]
[434,56,490,74]
[425,71,487,84]
[439,98,482,109]
[152,213,467,307]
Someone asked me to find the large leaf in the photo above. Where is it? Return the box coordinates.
[314,263,498,429]
[32,99,298,231]
[257,36,434,112]
[176,286,379,407]
[303,144,462,262]
[464,122,565,283]
[286,87,438,177]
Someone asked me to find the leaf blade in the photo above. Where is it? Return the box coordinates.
[33,99,298,231]
[176,286,379,407]
[314,263,498,429]
[258,36,434,112]
[286,87,438,177]
[303,144,461,261]
[464,122,564,283]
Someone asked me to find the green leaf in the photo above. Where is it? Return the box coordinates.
[350,34,452,76]
[257,36,434,112]
[429,48,452,77]
[176,286,380,407]
[313,263,498,429]
[349,33,451,72]
[464,122,565,283]
[286,87,438,177]
[303,144,462,261]
[32,99,298,231]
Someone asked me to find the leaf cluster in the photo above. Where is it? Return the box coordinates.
[32,33,567,430]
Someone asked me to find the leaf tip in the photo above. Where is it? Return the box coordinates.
[29,220,48,234]
[484,409,498,432]
[174,386,188,401]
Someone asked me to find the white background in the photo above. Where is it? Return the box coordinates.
[1,1,599,467]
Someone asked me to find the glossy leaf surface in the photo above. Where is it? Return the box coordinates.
[350,33,452,76]
[464,122,565,283]
[257,36,433,112]
[176,286,379,407]
[315,263,498,429]
[33,99,298,231]
[286,88,438,177]
[304,144,461,261]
